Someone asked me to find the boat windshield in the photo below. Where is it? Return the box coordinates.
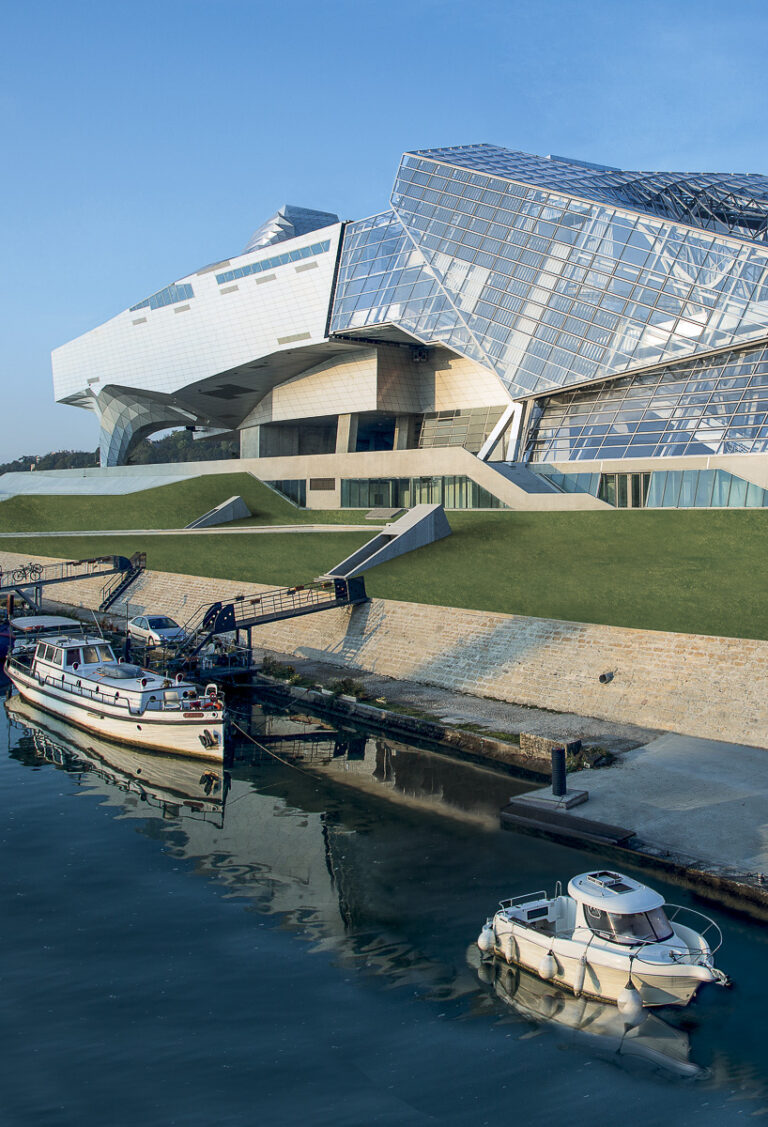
[584,905,673,945]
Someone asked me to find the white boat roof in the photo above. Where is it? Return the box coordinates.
[37,633,105,648]
[568,870,664,914]
[12,615,81,631]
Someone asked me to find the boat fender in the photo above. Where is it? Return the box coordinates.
[573,955,588,997]
[477,923,495,954]
[477,960,494,986]
[617,981,644,1025]
[538,952,557,981]
[501,933,516,964]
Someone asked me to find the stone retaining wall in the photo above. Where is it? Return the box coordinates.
[3,549,765,748]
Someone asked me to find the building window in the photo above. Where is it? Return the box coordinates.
[339,476,506,509]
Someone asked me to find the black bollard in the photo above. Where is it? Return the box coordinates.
[551,746,567,797]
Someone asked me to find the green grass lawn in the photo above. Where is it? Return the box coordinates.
[361,509,768,640]
[2,503,766,639]
[0,473,372,531]
[0,531,371,586]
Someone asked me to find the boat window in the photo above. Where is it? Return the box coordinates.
[81,645,101,663]
[48,647,63,666]
[585,904,673,944]
[97,644,115,661]
[64,648,82,666]
[612,907,673,943]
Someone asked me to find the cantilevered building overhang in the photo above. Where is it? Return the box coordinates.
[52,208,346,466]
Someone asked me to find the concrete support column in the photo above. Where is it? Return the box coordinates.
[336,413,359,453]
[394,415,416,450]
[239,425,262,459]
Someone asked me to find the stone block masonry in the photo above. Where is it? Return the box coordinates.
[2,549,766,749]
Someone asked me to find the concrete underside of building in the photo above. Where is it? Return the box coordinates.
[3,548,764,749]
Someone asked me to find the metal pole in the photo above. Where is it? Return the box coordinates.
[551,746,567,797]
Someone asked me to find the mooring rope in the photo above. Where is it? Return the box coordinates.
[230,719,319,780]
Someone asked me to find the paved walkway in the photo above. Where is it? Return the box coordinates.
[0,524,376,537]
[578,733,768,872]
[254,648,660,752]
[259,648,768,876]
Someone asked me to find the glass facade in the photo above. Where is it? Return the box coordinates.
[389,151,768,399]
[526,341,768,461]
[330,144,768,456]
[330,212,488,366]
[130,283,194,312]
[215,239,331,284]
[418,406,506,453]
[265,479,307,506]
[340,476,506,509]
[407,146,768,244]
[533,465,768,508]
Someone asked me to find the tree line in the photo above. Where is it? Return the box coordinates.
[0,429,239,475]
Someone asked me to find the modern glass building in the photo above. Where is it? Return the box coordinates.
[52,148,768,508]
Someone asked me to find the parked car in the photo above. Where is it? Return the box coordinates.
[127,614,186,647]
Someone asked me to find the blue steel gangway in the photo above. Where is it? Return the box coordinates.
[0,553,146,611]
[174,576,368,660]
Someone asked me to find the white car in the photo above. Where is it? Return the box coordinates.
[127,614,186,647]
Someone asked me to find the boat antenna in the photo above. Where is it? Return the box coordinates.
[90,609,105,639]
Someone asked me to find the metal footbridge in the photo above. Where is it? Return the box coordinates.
[175,576,368,659]
[0,553,146,611]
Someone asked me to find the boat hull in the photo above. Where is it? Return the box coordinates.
[6,666,225,761]
[492,919,715,1007]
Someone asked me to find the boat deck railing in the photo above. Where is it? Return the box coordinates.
[9,660,219,719]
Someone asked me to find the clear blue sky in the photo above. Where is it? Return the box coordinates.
[2,0,767,461]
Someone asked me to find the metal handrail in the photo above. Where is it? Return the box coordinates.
[499,890,548,910]
[665,903,724,956]
[7,660,215,719]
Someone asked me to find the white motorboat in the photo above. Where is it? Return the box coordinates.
[477,869,728,1013]
[5,632,226,760]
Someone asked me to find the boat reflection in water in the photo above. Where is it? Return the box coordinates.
[468,946,701,1078]
[3,694,713,1082]
[6,695,227,824]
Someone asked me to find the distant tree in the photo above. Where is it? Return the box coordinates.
[128,429,238,464]
[0,431,238,474]
[0,450,99,474]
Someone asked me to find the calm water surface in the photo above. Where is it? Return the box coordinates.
[2,690,768,1125]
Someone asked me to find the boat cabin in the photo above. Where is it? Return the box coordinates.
[568,871,674,946]
[29,634,212,714]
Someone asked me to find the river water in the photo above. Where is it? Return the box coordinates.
[3,688,768,1125]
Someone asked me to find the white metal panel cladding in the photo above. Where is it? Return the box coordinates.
[52,225,342,404]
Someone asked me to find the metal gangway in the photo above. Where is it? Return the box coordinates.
[0,553,146,611]
[176,575,368,659]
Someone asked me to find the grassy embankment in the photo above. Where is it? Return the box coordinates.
[0,473,371,531]
[1,475,767,639]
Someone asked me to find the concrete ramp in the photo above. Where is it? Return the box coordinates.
[185,495,251,529]
[327,504,451,578]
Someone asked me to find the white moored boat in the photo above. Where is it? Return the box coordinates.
[477,870,728,1014]
[5,632,225,760]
